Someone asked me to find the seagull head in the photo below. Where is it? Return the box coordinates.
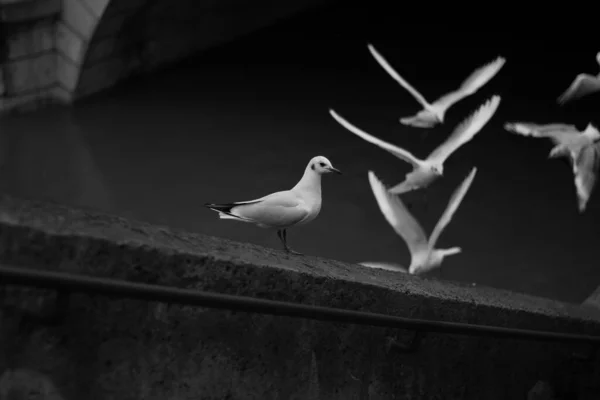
[309,156,342,175]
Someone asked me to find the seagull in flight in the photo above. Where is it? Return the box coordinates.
[329,95,500,195]
[367,43,505,128]
[557,52,600,105]
[504,122,600,212]
[360,167,477,275]
[205,156,341,255]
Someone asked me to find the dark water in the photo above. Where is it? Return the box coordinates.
[1,4,599,303]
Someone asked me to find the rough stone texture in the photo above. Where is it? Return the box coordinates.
[0,0,327,115]
[0,194,600,399]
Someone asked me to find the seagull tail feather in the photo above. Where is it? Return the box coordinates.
[204,203,248,222]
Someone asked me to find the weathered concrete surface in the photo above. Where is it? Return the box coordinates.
[0,0,328,114]
[0,194,599,399]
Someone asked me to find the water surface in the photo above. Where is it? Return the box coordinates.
[1,4,599,303]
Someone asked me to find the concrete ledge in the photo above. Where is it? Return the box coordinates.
[0,194,599,398]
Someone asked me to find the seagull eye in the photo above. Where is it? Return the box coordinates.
[319,162,326,167]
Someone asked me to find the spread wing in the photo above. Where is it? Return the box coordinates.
[557,74,600,105]
[503,122,578,146]
[428,95,501,164]
[208,191,309,228]
[368,171,429,261]
[433,56,506,110]
[367,44,430,109]
[428,167,477,249]
[329,109,422,167]
[573,143,600,213]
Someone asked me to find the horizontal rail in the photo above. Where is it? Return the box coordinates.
[1,264,599,345]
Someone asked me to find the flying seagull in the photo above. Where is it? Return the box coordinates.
[367,43,505,128]
[205,156,341,255]
[360,167,477,275]
[557,52,600,105]
[329,95,499,195]
[504,122,600,212]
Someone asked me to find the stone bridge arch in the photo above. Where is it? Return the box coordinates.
[0,0,325,113]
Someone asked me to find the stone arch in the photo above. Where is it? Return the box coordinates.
[59,0,326,103]
[0,0,324,113]
[55,0,148,102]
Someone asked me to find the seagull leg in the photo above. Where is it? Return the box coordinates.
[277,229,286,250]
[282,229,303,255]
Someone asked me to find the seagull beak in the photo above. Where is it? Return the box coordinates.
[327,166,342,175]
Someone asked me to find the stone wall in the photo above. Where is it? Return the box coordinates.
[0,194,599,399]
[0,0,326,114]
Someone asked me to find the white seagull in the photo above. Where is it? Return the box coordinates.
[360,167,477,275]
[205,156,341,255]
[557,52,600,105]
[367,43,505,128]
[329,95,499,194]
[504,122,600,212]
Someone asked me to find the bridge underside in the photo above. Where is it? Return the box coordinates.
[0,0,326,114]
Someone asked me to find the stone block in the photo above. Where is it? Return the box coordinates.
[5,19,54,60]
[4,52,56,95]
[0,0,60,22]
[0,84,59,114]
[55,21,85,65]
[56,53,80,91]
[50,83,74,104]
[62,0,99,39]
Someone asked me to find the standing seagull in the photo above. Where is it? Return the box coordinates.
[205,156,341,255]
[504,122,600,212]
[367,44,505,128]
[557,52,600,105]
[360,167,477,275]
[329,95,499,194]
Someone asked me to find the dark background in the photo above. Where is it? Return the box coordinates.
[1,2,599,303]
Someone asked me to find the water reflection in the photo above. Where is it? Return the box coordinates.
[0,107,114,212]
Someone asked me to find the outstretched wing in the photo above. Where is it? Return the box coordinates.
[557,74,600,105]
[573,143,600,213]
[433,56,506,111]
[428,96,501,164]
[428,167,477,249]
[368,170,429,261]
[503,122,578,146]
[367,44,431,109]
[329,109,422,167]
